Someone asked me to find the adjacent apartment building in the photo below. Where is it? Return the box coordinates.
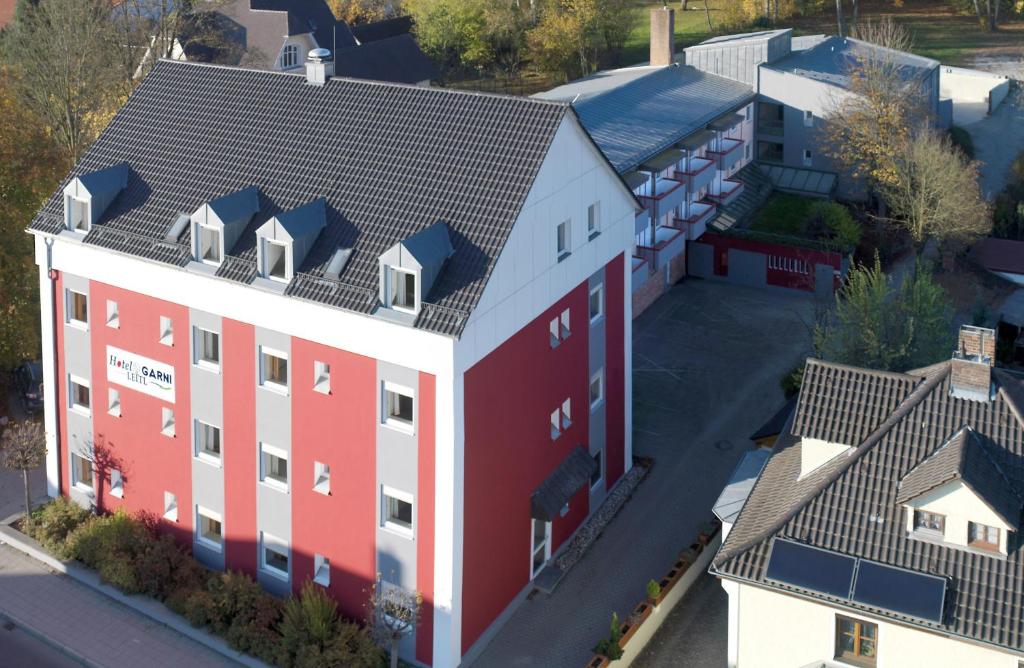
[30,54,637,666]
[712,326,1024,667]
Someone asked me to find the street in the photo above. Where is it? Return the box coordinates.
[0,615,84,668]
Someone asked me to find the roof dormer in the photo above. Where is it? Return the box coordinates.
[378,222,454,315]
[255,198,327,283]
[190,186,260,266]
[62,163,129,233]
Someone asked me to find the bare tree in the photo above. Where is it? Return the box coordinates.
[1,421,46,520]
[702,0,713,31]
[835,0,845,37]
[368,574,422,668]
[111,0,197,90]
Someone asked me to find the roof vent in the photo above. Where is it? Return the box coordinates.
[950,325,995,401]
[306,48,334,86]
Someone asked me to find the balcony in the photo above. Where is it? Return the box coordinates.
[631,256,649,293]
[638,176,686,216]
[707,138,744,172]
[671,157,716,194]
[636,225,685,273]
[673,201,717,239]
[707,179,744,207]
[757,119,784,138]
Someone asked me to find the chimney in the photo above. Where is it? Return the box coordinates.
[305,48,334,86]
[950,325,995,400]
[650,7,675,67]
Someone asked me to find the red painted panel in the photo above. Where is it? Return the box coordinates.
[289,337,377,622]
[416,372,436,665]
[223,318,258,574]
[84,281,193,545]
[698,232,843,292]
[604,254,626,488]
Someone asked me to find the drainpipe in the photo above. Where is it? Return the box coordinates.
[43,237,62,497]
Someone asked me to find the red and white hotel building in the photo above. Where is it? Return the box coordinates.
[31,57,635,666]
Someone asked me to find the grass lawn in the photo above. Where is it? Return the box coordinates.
[748,193,817,236]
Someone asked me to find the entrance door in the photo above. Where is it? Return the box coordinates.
[530,519,551,578]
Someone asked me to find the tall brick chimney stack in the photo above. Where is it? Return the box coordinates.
[950,325,995,400]
[650,7,675,67]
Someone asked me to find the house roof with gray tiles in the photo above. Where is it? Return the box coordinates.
[29,60,574,337]
[713,357,1024,652]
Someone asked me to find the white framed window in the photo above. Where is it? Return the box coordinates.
[314,461,330,495]
[590,369,604,410]
[197,224,222,265]
[66,195,90,233]
[556,220,571,260]
[382,381,414,433]
[110,469,124,498]
[161,406,175,437]
[164,491,178,521]
[803,110,814,127]
[561,398,572,430]
[262,239,289,282]
[803,149,813,167]
[194,419,221,465]
[281,43,299,69]
[381,486,414,538]
[313,360,331,394]
[159,316,173,346]
[259,442,289,492]
[314,554,330,586]
[259,346,289,394]
[530,519,551,578]
[590,450,603,489]
[108,388,121,417]
[260,532,290,580]
[68,374,91,416]
[71,452,93,492]
[195,506,223,551]
[560,308,571,340]
[194,327,220,371]
[386,267,418,313]
[106,299,119,328]
[745,105,752,122]
[587,202,601,237]
[589,285,604,323]
[66,289,88,328]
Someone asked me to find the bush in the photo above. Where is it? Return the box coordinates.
[69,509,151,571]
[948,126,975,160]
[207,571,271,634]
[225,593,284,664]
[28,497,92,557]
[593,611,624,660]
[646,579,661,601]
[136,533,207,601]
[280,582,341,666]
[781,363,805,398]
[177,588,218,627]
[807,201,861,251]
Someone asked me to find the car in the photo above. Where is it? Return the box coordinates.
[14,361,43,415]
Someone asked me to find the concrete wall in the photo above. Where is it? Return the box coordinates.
[941,66,1011,111]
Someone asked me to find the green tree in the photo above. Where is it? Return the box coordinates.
[405,0,490,74]
[527,0,599,80]
[814,255,954,371]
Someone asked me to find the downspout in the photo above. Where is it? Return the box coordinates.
[44,237,62,496]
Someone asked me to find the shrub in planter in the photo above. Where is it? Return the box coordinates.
[69,509,150,571]
[207,571,270,635]
[279,582,382,668]
[593,611,624,660]
[136,533,208,601]
[225,593,284,665]
[98,553,143,594]
[28,497,92,557]
[177,588,218,628]
[646,579,661,602]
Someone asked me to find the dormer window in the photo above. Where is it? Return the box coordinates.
[66,195,90,233]
[377,222,453,317]
[968,522,999,551]
[388,268,417,312]
[198,224,222,264]
[190,186,260,267]
[62,163,128,234]
[282,44,299,69]
[264,239,289,281]
[254,199,325,285]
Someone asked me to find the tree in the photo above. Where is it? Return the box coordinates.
[3,0,120,162]
[881,130,990,254]
[594,0,635,63]
[110,0,196,92]
[0,421,46,520]
[328,0,397,24]
[814,255,954,372]
[367,574,422,668]
[405,0,491,74]
[527,0,599,80]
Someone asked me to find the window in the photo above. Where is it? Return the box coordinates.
[106,300,119,328]
[382,382,414,431]
[388,268,417,312]
[164,491,178,521]
[314,461,330,495]
[590,370,604,409]
[968,522,1000,551]
[71,452,93,492]
[531,519,550,577]
[264,240,288,281]
[260,347,288,392]
[159,316,173,346]
[561,398,572,429]
[556,220,571,260]
[110,469,124,498]
[196,507,223,551]
[803,149,813,167]
[589,285,604,323]
[745,143,752,160]
[66,196,89,232]
[197,224,221,265]
[281,44,299,69]
[912,510,945,533]
[161,406,175,437]
[195,420,221,464]
[745,105,752,122]
[194,327,220,370]
[314,361,331,394]
[260,532,289,579]
[560,308,571,339]
[382,486,414,537]
[260,443,289,492]
[804,110,814,127]
[549,318,560,348]
[587,202,601,238]
[835,616,876,666]
[69,375,91,416]
[550,408,561,440]
[108,388,121,417]
[314,554,330,586]
[67,290,88,327]
[591,451,602,488]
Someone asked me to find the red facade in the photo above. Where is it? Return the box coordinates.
[698,231,843,292]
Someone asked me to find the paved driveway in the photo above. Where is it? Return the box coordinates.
[635,572,727,667]
[469,280,814,667]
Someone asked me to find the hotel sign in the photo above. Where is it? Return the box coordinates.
[107,345,175,402]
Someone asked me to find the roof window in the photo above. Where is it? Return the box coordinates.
[378,222,453,316]
[190,186,260,266]
[62,163,129,233]
[255,199,327,284]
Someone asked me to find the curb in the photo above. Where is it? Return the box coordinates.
[0,524,268,668]
[0,608,99,668]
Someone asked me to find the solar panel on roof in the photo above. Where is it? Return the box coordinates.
[852,560,946,623]
[765,539,856,599]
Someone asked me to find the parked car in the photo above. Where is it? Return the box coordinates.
[14,361,43,415]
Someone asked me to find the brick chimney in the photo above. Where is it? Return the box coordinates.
[650,7,675,67]
[950,325,995,400]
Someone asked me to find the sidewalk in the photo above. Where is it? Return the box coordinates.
[0,543,236,667]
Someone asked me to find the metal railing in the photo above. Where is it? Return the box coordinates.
[85,224,192,266]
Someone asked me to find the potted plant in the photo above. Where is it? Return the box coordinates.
[593,612,624,660]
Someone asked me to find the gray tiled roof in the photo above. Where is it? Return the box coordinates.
[713,359,1024,652]
[333,34,438,84]
[29,60,571,337]
[765,36,938,88]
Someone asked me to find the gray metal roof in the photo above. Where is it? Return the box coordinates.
[690,29,792,49]
[535,65,666,104]
[538,64,753,173]
[765,36,938,88]
[531,446,597,522]
[713,358,1024,652]
[713,449,771,525]
[29,60,571,337]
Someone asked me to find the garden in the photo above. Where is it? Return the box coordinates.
[745,194,863,254]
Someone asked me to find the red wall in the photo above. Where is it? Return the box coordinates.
[698,231,842,292]
[223,318,258,574]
